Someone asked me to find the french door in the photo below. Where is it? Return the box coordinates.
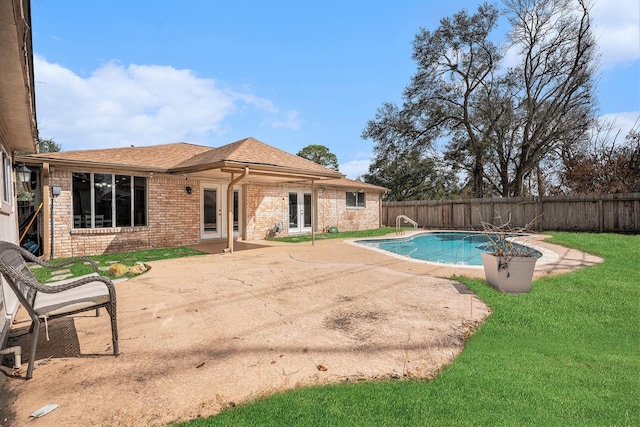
[201,184,241,239]
[289,190,312,233]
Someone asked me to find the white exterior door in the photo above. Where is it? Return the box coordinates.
[288,190,312,233]
[201,184,241,239]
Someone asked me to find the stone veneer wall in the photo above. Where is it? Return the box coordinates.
[50,169,200,258]
[243,183,381,239]
[316,186,380,233]
[244,183,289,239]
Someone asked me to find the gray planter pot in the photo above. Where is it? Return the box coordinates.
[481,252,538,293]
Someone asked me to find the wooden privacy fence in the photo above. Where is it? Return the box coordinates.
[382,193,640,233]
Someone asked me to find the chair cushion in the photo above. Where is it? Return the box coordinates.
[33,274,111,317]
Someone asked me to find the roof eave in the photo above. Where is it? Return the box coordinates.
[0,0,38,153]
[170,160,344,180]
[14,154,167,173]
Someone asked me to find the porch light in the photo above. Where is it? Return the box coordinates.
[16,164,31,183]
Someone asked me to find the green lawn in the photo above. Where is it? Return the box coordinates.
[31,247,205,282]
[174,232,640,426]
[266,226,414,243]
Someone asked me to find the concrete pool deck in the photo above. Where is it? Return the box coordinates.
[1,234,601,426]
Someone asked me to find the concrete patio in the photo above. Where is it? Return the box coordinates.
[0,235,600,426]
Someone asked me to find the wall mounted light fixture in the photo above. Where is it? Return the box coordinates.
[16,164,31,183]
[185,186,192,195]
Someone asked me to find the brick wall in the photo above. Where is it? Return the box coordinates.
[316,186,380,233]
[244,183,288,239]
[49,169,383,256]
[50,169,200,258]
[243,183,381,239]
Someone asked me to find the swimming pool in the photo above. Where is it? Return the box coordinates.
[354,231,542,266]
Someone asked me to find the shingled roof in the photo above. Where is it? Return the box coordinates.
[19,137,387,192]
[172,137,340,175]
[23,137,345,178]
[24,142,211,170]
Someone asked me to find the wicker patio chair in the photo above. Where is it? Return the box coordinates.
[0,241,119,379]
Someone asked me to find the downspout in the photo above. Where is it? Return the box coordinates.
[379,192,383,228]
[50,191,55,258]
[225,167,249,253]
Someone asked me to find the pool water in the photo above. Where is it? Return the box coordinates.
[355,232,541,266]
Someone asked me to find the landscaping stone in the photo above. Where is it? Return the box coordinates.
[128,262,148,275]
[108,262,149,277]
[108,263,129,277]
[51,268,71,276]
[46,273,73,282]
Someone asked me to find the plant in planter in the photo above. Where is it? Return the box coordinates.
[480,216,540,293]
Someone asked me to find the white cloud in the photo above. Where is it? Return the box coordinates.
[339,159,371,180]
[271,110,303,130]
[592,0,640,66]
[34,55,286,150]
[598,111,640,141]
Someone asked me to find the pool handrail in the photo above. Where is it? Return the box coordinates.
[396,215,418,234]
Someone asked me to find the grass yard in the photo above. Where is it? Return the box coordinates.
[174,232,640,426]
[266,226,414,243]
[31,246,205,282]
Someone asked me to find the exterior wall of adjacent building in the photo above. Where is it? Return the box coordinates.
[48,168,384,257]
[1,143,20,347]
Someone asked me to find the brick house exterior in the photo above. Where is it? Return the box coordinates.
[18,138,387,258]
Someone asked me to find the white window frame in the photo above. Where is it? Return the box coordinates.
[200,182,242,239]
[346,191,365,208]
[1,149,13,214]
[288,189,312,233]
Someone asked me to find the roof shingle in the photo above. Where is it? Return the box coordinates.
[21,137,386,192]
[28,142,211,170]
[174,137,339,174]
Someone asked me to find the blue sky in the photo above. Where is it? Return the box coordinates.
[32,0,639,178]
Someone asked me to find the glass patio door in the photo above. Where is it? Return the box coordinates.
[202,186,221,239]
[201,184,241,239]
[288,190,312,233]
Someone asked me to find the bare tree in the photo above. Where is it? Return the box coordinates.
[503,0,597,195]
[562,125,640,194]
[362,0,598,198]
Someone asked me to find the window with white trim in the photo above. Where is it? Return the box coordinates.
[1,150,12,207]
[72,172,147,228]
[346,191,365,208]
